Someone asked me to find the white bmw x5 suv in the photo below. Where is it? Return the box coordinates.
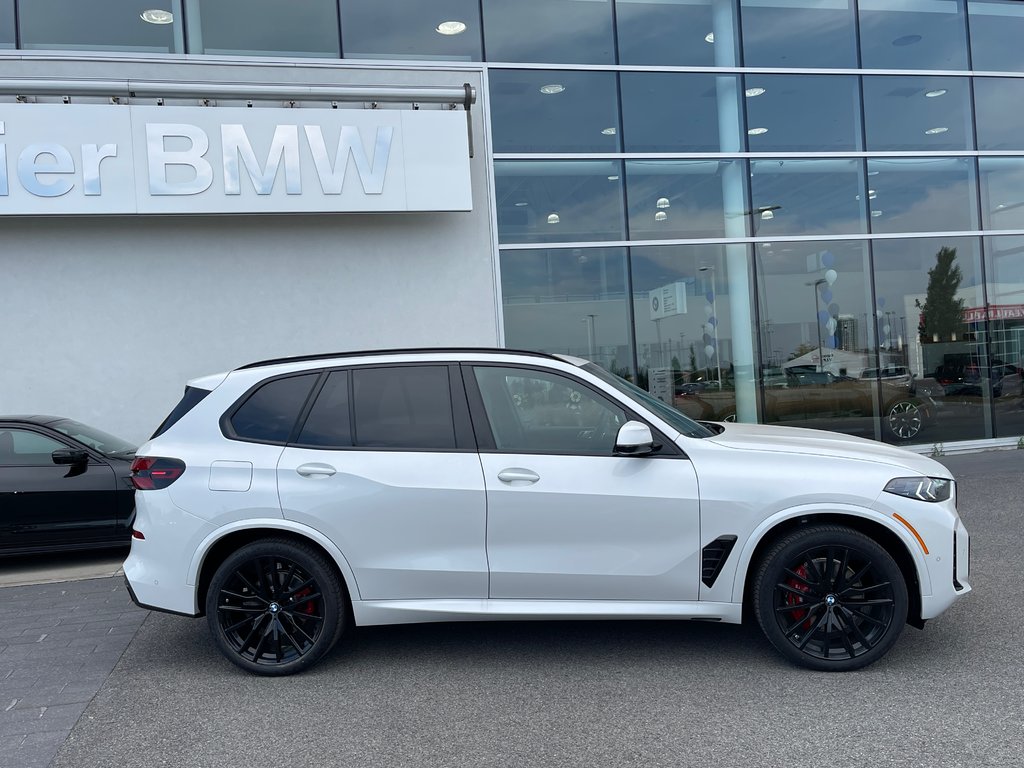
[125,349,971,675]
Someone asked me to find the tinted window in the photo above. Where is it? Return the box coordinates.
[18,0,182,52]
[183,0,338,57]
[152,386,211,439]
[296,371,352,448]
[229,374,318,444]
[340,0,482,61]
[740,0,857,69]
[481,0,615,64]
[352,366,456,450]
[0,429,67,466]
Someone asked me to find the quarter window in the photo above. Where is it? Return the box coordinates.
[229,374,318,444]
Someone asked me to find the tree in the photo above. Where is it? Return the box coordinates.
[916,246,965,342]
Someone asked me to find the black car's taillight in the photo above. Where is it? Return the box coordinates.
[130,457,186,490]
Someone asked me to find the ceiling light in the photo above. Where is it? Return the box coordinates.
[140,9,173,24]
[601,127,617,136]
[868,171,880,176]
[925,126,949,135]
[436,20,467,35]
[760,209,774,221]
[607,175,619,181]
[745,87,766,98]
[539,84,564,95]
[547,213,560,224]
[656,197,671,209]
[871,210,883,217]
[514,202,528,207]
[704,32,715,43]
[868,189,877,199]
[925,89,947,98]
[747,127,768,136]
[655,211,668,222]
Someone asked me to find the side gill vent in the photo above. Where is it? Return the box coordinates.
[701,535,738,588]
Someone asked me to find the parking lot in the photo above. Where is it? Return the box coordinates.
[3,451,1022,768]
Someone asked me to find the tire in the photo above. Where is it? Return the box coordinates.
[753,525,908,672]
[884,399,923,441]
[205,538,347,676]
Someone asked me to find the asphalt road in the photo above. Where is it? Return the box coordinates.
[29,451,1024,767]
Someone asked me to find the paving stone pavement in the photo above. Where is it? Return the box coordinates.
[0,577,147,768]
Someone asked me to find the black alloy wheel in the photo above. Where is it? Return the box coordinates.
[886,400,923,441]
[753,525,908,671]
[206,539,347,676]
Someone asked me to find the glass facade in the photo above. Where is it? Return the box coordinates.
[6,0,1024,446]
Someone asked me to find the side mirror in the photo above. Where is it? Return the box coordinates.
[52,448,89,466]
[614,421,655,456]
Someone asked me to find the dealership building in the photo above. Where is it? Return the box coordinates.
[2,0,1024,449]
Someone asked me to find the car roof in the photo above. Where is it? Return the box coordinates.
[0,415,64,425]
[236,347,564,371]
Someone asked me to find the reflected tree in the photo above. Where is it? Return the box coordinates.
[916,247,965,342]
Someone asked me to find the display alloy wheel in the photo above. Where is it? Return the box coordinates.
[886,400,923,441]
[753,525,908,671]
[206,539,346,676]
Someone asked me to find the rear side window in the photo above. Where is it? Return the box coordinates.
[228,374,318,444]
[351,366,456,450]
[296,371,352,447]
[152,386,212,439]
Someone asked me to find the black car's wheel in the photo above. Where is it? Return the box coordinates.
[885,399,923,441]
[206,538,347,676]
[753,525,908,671]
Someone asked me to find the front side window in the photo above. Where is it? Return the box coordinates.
[0,428,68,466]
[351,366,456,450]
[473,367,626,455]
[228,374,319,444]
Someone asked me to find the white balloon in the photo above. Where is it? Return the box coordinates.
[825,269,838,286]
[705,345,716,358]
[703,304,714,317]
[826,318,837,335]
[883,324,891,334]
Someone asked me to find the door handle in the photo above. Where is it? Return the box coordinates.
[496,468,540,486]
[296,463,337,478]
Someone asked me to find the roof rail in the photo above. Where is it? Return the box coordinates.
[236,347,559,371]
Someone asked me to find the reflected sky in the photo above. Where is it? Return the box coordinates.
[974,79,1024,150]
[867,158,978,234]
[620,73,737,153]
[968,0,1024,71]
[20,0,180,51]
[751,159,866,236]
[744,75,861,152]
[740,0,858,68]
[980,159,1024,231]
[863,76,972,151]
[185,0,337,56]
[616,0,715,66]
[482,0,614,64]
[859,0,969,70]
[340,0,481,60]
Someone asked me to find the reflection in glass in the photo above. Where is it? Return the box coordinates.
[500,247,632,375]
[629,245,742,422]
[183,0,338,57]
[983,236,1024,436]
[750,159,866,237]
[0,1,14,48]
[481,0,614,64]
[862,76,973,152]
[867,158,977,234]
[740,0,857,68]
[626,161,739,241]
[494,161,625,244]
[744,75,861,152]
[858,0,969,71]
[968,0,1024,72]
[980,158,1024,231]
[490,70,619,153]
[339,0,481,60]
[974,79,1024,150]
[616,0,714,66]
[872,237,988,442]
[620,73,740,153]
[18,0,182,52]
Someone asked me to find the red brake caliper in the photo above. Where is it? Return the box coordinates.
[785,564,813,628]
[293,587,316,615]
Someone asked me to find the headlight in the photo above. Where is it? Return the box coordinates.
[884,476,952,502]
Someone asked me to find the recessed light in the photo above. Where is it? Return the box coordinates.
[655,211,668,222]
[745,87,766,98]
[925,89,947,98]
[514,202,528,207]
[925,126,949,135]
[871,210,883,217]
[539,84,565,95]
[892,34,922,47]
[140,9,173,24]
[547,213,560,224]
[748,127,768,136]
[436,20,467,35]
[656,197,671,209]
[868,189,877,199]
[607,175,619,181]
[704,32,715,43]
[868,171,880,176]
[601,127,617,136]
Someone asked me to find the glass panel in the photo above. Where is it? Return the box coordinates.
[231,374,318,443]
[340,0,481,61]
[863,76,972,152]
[625,160,737,240]
[983,235,1024,437]
[490,70,620,153]
[0,1,14,48]
[616,0,715,66]
[858,0,969,71]
[872,237,989,442]
[744,75,861,152]
[494,160,626,244]
[975,79,1024,150]
[500,247,632,375]
[867,157,978,234]
[968,1,1024,72]
[0,429,67,466]
[755,240,893,440]
[481,0,614,64]
[980,158,1024,231]
[297,371,352,448]
[184,0,338,57]
[621,73,742,153]
[18,0,182,52]
[740,0,857,69]
[750,159,866,236]
[352,367,456,450]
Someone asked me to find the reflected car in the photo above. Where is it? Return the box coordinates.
[125,349,969,676]
[0,416,136,555]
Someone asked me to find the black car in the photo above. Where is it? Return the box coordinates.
[0,416,136,555]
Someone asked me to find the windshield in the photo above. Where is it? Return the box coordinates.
[50,419,136,456]
[581,363,715,439]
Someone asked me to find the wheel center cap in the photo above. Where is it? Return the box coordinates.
[268,602,281,614]
[825,594,837,607]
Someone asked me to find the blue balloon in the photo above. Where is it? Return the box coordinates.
[878,297,887,308]
[706,290,715,303]
[822,250,835,268]
[708,316,717,327]
[827,335,837,349]
[822,289,833,303]
[818,310,830,324]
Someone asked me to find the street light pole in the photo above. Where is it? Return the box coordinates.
[699,265,722,387]
[806,278,827,372]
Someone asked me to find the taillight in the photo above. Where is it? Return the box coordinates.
[130,456,186,490]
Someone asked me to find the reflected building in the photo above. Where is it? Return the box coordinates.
[2,0,1024,447]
